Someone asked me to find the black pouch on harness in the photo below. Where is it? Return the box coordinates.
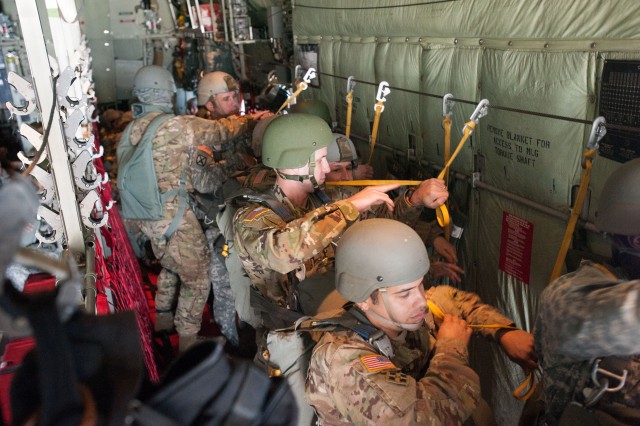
[130,340,298,426]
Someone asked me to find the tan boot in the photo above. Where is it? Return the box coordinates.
[155,311,174,332]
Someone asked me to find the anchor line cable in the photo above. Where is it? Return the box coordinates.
[315,71,639,131]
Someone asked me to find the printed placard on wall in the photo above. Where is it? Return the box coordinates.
[499,212,534,284]
[598,60,640,163]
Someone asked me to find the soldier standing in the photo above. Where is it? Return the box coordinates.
[117,65,255,351]
[534,158,640,425]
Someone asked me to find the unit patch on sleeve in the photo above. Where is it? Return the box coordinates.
[359,354,397,373]
[385,371,409,386]
[243,207,270,222]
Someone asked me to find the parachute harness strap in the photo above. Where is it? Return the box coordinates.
[426,300,538,400]
[276,67,316,113]
[368,81,391,164]
[549,117,607,283]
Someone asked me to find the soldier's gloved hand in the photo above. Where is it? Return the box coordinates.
[410,178,449,208]
[346,183,400,213]
[436,314,472,347]
[498,329,538,373]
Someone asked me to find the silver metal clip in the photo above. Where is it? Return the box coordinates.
[70,148,104,191]
[56,66,88,110]
[587,116,607,152]
[374,81,391,113]
[302,67,317,84]
[465,99,490,133]
[36,205,64,244]
[17,123,46,165]
[29,165,56,204]
[442,93,455,116]
[6,71,37,116]
[79,190,109,229]
[347,75,356,93]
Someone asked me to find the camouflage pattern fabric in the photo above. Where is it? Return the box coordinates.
[306,308,481,424]
[233,184,421,309]
[535,260,640,425]
[128,111,252,336]
[425,285,515,340]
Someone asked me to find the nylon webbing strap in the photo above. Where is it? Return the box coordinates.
[549,148,597,283]
[326,179,422,186]
[345,91,353,138]
[276,81,307,113]
[443,114,452,240]
[435,120,476,227]
[426,299,538,400]
[368,81,390,164]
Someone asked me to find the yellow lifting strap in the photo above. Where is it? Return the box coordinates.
[436,99,489,228]
[345,76,356,138]
[426,300,538,400]
[548,117,606,284]
[548,149,597,283]
[326,179,422,186]
[442,94,454,240]
[368,81,391,164]
[276,67,317,113]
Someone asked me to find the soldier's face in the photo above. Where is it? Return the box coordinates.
[369,279,427,327]
[207,91,240,118]
[326,161,353,182]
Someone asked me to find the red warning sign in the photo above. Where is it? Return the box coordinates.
[499,212,534,284]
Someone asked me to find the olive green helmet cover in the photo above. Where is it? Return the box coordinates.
[262,113,332,169]
[289,99,332,127]
[336,218,430,303]
[595,157,640,235]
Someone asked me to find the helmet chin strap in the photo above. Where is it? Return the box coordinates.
[366,291,424,332]
[275,153,322,189]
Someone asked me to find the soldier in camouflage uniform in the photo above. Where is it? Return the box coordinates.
[188,70,271,345]
[232,113,450,324]
[120,65,258,351]
[534,158,640,425]
[306,219,536,424]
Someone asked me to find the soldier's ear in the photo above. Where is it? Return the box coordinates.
[205,100,216,112]
[356,300,371,311]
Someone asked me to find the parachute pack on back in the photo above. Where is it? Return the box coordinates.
[117,113,174,221]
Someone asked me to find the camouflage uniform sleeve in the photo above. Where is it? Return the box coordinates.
[234,200,359,274]
[183,115,252,147]
[366,189,422,225]
[414,219,444,248]
[188,145,244,194]
[426,285,516,340]
[307,333,480,424]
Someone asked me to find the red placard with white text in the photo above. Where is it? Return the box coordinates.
[499,212,534,284]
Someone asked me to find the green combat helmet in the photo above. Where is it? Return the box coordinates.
[197,71,238,106]
[595,157,640,236]
[261,113,332,188]
[336,218,430,331]
[251,114,279,158]
[289,99,332,127]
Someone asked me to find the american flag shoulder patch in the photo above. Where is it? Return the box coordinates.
[244,207,270,222]
[360,354,397,373]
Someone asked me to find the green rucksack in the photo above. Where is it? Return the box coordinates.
[117,113,188,239]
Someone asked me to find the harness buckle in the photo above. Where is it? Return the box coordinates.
[582,358,628,407]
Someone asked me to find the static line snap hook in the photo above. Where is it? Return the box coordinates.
[442,93,455,116]
[347,75,356,93]
[302,67,317,84]
[294,65,303,81]
[587,116,607,151]
[470,99,490,123]
[376,81,391,103]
